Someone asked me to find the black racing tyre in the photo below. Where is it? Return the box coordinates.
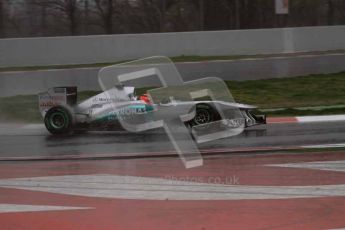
[44,106,74,135]
[189,104,220,127]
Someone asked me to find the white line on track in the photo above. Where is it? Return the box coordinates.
[0,204,92,213]
[0,143,345,161]
[302,143,345,149]
[297,115,345,123]
[268,160,345,173]
[1,174,345,201]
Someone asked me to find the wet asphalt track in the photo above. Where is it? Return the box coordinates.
[0,120,345,159]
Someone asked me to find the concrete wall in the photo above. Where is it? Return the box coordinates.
[1,26,345,68]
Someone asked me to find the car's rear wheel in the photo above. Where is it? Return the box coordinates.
[44,106,74,135]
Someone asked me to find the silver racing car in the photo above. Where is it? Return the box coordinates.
[38,86,266,135]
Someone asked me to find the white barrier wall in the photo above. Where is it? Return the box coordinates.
[0,26,345,67]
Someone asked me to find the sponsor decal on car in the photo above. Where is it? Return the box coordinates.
[39,101,63,108]
[39,94,66,110]
[39,95,65,101]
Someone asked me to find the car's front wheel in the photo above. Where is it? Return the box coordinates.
[44,106,74,135]
[189,104,219,127]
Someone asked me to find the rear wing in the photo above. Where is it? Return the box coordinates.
[38,87,77,117]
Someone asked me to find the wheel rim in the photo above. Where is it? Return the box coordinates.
[194,109,211,125]
[50,112,66,129]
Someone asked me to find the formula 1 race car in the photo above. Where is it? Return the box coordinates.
[38,86,266,135]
